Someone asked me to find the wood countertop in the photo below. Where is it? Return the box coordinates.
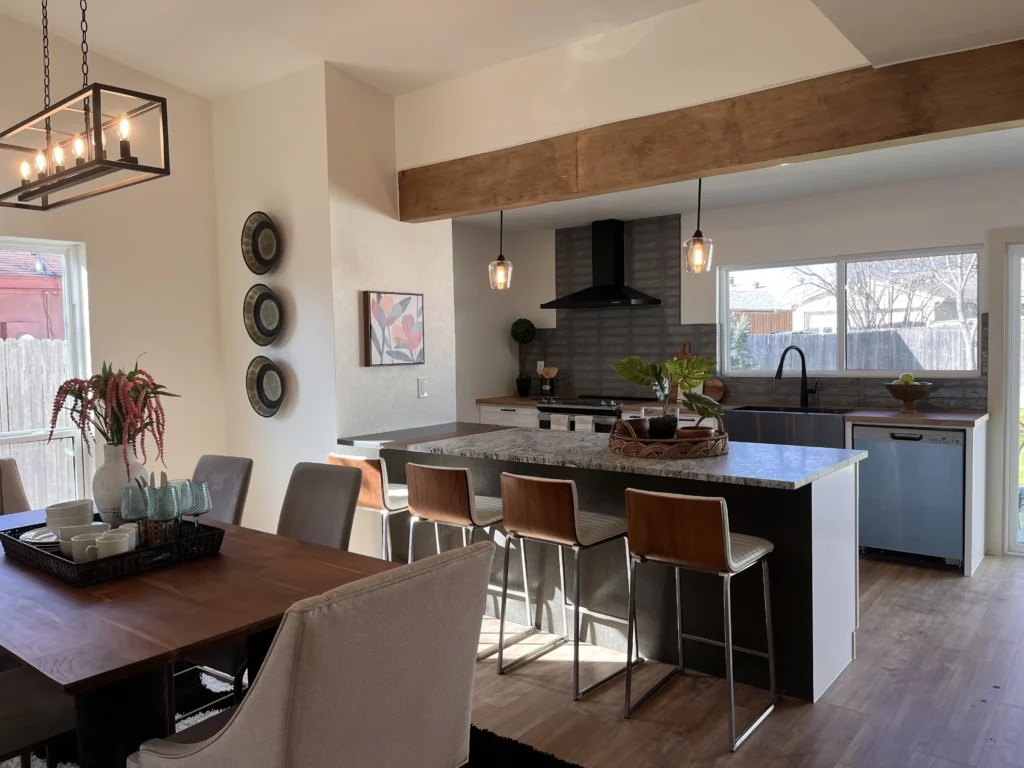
[339,421,509,448]
[843,409,989,427]
[476,396,541,407]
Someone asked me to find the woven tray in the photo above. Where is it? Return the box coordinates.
[0,516,224,587]
[609,420,729,460]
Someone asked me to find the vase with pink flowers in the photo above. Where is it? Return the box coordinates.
[48,361,177,524]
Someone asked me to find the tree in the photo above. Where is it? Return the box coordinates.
[729,314,754,370]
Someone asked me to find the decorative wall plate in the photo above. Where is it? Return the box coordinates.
[243,284,283,346]
[246,356,285,417]
[240,211,280,274]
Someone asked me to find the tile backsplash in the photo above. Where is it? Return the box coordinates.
[524,215,987,412]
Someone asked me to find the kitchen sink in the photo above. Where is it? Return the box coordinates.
[721,405,850,448]
[729,405,854,415]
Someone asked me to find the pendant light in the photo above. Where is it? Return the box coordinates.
[683,178,713,274]
[0,0,170,211]
[488,210,513,290]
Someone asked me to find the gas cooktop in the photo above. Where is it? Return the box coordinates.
[536,395,648,412]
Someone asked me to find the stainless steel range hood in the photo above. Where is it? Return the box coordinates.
[541,219,662,310]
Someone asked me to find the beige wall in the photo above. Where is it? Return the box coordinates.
[394,0,866,169]
[325,64,456,441]
[213,64,335,533]
[452,223,555,420]
[0,16,224,482]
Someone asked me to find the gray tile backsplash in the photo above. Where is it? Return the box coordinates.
[524,215,987,412]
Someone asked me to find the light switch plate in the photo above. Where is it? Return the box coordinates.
[536,360,545,375]
[417,377,428,398]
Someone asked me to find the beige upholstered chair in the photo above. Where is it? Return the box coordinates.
[192,455,253,526]
[130,541,496,768]
[0,459,30,515]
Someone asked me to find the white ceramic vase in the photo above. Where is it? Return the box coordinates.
[93,443,147,525]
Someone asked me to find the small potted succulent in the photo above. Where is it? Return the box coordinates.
[510,318,536,397]
[612,354,716,438]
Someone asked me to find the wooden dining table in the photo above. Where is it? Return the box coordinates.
[0,510,398,767]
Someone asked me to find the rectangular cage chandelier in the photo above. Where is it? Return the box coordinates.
[0,0,170,211]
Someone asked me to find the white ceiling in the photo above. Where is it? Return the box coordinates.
[461,128,1024,233]
[0,0,703,99]
[810,0,1024,66]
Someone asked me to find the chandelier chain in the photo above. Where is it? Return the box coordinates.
[80,0,89,88]
[41,0,50,109]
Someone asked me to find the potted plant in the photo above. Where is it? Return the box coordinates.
[678,391,726,438]
[612,354,716,438]
[48,361,177,524]
[510,318,536,397]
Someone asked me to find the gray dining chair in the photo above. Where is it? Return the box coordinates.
[275,462,362,550]
[0,666,76,767]
[129,541,495,768]
[0,459,30,516]
[181,462,363,715]
[192,455,253,526]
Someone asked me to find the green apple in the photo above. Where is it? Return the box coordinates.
[891,379,902,386]
[899,373,915,384]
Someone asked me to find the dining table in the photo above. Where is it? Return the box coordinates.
[0,510,398,768]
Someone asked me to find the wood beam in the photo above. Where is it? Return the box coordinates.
[398,40,1024,222]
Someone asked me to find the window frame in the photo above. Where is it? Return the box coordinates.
[718,245,983,379]
[0,236,91,503]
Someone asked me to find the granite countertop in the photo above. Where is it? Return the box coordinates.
[402,429,866,490]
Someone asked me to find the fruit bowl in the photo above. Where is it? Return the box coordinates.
[884,381,933,413]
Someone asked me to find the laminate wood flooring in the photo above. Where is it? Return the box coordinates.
[472,556,1024,768]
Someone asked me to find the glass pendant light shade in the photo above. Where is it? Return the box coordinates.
[488,210,513,290]
[682,177,713,275]
[489,255,512,290]
[683,232,713,274]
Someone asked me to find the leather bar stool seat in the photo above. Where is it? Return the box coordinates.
[623,488,778,752]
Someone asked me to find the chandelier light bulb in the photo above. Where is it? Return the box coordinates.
[72,135,84,158]
[19,160,31,183]
[118,115,131,140]
[52,145,64,166]
[34,150,46,173]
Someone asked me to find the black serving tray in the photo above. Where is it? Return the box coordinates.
[0,516,224,587]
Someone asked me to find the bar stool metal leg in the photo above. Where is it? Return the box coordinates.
[482,532,538,664]
[558,545,568,638]
[625,557,681,719]
[381,511,391,562]
[434,522,442,555]
[498,535,565,675]
[407,516,417,565]
[572,547,581,700]
[763,559,776,699]
[462,527,470,548]
[676,566,684,673]
[723,573,736,747]
[520,538,532,628]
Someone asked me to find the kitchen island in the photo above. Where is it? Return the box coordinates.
[378,428,866,702]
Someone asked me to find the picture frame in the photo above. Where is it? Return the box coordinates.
[362,291,425,366]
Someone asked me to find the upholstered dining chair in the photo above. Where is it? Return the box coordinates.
[0,459,30,516]
[183,462,364,713]
[192,455,253,526]
[130,541,495,768]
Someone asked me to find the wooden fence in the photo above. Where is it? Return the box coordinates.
[0,338,76,508]
[742,328,976,372]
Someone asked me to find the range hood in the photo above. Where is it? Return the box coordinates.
[541,219,661,310]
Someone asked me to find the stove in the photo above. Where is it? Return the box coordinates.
[535,395,649,432]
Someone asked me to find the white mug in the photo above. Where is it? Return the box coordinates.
[59,522,110,557]
[71,532,106,563]
[87,532,130,560]
[45,499,95,519]
[116,524,138,551]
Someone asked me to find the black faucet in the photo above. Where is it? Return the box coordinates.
[775,345,817,409]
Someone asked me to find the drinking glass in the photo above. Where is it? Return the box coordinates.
[121,486,148,545]
[185,481,212,527]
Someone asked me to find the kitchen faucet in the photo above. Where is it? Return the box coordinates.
[775,345,817,408]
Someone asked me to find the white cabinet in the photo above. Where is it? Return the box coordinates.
[479,405,539,428]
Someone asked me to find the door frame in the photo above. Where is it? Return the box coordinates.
[1002,243,1024,555]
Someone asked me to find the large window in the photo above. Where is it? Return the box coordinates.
[721,248,980,376]
[0,239,89,507]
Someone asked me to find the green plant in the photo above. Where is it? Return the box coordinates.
[729,314,754,370]
[612,354,716,412]
[682,391,726,432]
[510,318,536,377]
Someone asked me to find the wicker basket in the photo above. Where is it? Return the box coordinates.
[0,517,224,587]
[609,419,729,460]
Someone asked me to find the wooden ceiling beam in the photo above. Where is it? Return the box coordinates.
[398,40,1024,222]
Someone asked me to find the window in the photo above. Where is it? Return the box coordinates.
[721,247,980,376]
[0,239,89,507]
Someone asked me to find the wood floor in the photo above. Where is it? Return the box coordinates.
[472,555,1024,768]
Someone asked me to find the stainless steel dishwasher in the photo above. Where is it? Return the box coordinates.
[853,425,965,567]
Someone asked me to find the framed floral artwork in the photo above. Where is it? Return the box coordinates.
[363,291,425,366]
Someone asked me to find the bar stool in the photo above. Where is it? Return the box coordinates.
[498,472,640,701]
[405,463,526,660]
[327,454,408,561]
[623,488,778,752]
